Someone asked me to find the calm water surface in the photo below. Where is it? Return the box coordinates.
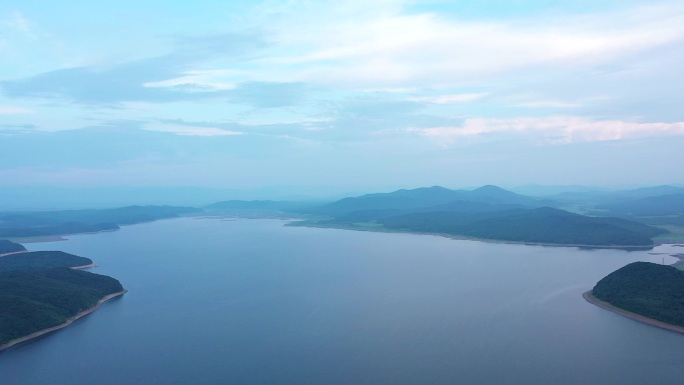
[1,218,683,384]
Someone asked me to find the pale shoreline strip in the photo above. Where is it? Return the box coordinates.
[583,291,684,334]
[0,250,28,258]
[70,263,98,270]
[0,289,128,352]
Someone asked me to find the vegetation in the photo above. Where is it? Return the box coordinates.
[295,185,666,247]
[0,241,124,348]
[592,262,684,327]
[0,205,200,238]
[378,207,659,246]
[0,251,92,273]
[0,240,26,254]
[0,268,124,345]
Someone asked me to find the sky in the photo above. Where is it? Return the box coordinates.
[1,0,684,196]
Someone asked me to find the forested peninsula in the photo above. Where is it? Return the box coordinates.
[0,240,26,255]
[585,262,684,332]
[0,245,125,350]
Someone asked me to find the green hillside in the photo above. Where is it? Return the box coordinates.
[297,186,667,247]
[0,268,124,346]
[0,251,92,273]
[379,207,659,246]
[592,262,684,327]
[0,240,26,254]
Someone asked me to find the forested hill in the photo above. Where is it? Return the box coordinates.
[0,205,201,238]
[378,207,661,246]
[297,185,666,247]
[0,242,125,349]
[0,251,92,273]
[592,262,684,327]
[0,240,26,254]
[0,268,124,346]
[313,185,557,216]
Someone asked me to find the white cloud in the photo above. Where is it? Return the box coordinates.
[245,1,684,88]
[514,101,579,108]
[411,93,488,104]
[410,117,684,145]
[143,122,242,136]
[0,105,32,114]
[143,70,243,91]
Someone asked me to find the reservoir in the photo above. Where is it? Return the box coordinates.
[1,217,683,384]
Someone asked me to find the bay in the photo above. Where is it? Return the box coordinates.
[1,217,683,384]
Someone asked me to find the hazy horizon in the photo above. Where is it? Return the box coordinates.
[1,182,683,211]
[2,1,684,192]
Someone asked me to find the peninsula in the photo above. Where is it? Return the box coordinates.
[0,245,126,350]
[585,262,684,333]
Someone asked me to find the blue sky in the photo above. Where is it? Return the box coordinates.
[1,0,683,194]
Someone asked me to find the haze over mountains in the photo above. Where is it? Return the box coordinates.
[0,206,199,238]
[1,184,680,247]
[206,185,675,247]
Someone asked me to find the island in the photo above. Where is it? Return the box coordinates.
[584,262,684,333]
[0,245,126,351]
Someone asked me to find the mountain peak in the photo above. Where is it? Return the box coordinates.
[471,185,511,194]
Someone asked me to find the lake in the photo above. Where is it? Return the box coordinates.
[1,217,684,384]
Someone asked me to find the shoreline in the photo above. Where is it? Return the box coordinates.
[70,263,98,270]
[4,216,186,244]
[0,290,128,352]
[289,221,657,249]
[582,291,684,334]
[0,250,29,258]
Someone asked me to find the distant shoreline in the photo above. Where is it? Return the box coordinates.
[0,290,128,352]
[4,217,183,244]
[289,221,657,249]
[582,291,684,334]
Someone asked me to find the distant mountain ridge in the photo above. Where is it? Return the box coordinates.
[599,193,684,216]
[314,185,557,216]
[292,185,666,247]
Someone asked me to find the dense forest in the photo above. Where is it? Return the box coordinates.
[592,262,684,327]
[0,251,92,273]
[378,208,661,246]
[0,240,26,254]
[0,242,124,348]
[0,268,124,346]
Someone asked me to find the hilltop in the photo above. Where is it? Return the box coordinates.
[588,262,684,329]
